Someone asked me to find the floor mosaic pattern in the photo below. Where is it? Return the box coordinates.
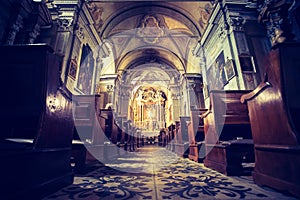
[44,146,297,200]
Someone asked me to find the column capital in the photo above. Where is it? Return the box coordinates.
[56,17,74,32]
[228,16,245,32]
[258,0,295,47]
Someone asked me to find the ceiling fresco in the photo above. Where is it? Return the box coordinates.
[88,1,214,98]
[86,1,214,39]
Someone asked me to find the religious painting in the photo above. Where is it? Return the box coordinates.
[68,57,78,80]
[224,59,236,82]
[206,51,226,90]
[198,3,213,32]
[77,45,94,94]
[239,54,256,73]
[87,2,104,31]
[137,15,166,44]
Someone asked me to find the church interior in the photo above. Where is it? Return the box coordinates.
[0,0,300,199]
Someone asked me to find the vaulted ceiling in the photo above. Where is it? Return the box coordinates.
[86,1,214,94]
[86,1,214,39]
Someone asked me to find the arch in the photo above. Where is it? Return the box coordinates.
[116,47,185,74]
[100,3,202,39]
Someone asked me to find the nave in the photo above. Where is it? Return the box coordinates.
[44,146,296,200]
[1,1,300,199]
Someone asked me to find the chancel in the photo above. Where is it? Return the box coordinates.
[0,0,300,199]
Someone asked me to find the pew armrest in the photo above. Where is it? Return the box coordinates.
[0,138,34,150]
[200,110,211,119]
[221,139,253,146]
[241,81,272,103]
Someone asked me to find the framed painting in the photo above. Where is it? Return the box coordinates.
[216,51,227,87]
[68,58,78,80]
[206,51,226,90]
[224,59,236,82]
[77,44,94,94]
[239,55,256,73]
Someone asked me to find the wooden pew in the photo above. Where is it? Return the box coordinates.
[188,108,207,162]
[122,120,131,151]
[115,116,127,155]
[0,44,74,199]
[171,124,176,151]
[202,90,255,175]
[116,116,129,154]
[72,95,103,171]
[74,101,126,164]
[174,117,190,158]
[241,43,300,198]
[172,121,180,152]
[99,109,123,159]
[166,124,175,150]
[128,125,137,152]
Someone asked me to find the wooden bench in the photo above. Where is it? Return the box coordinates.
[72,95,103,171]
[98,109,127,158]
[188,108,207,162]
[0,44,74,199]
[166,124,175,151]
[241,43,300,198]
[202,90,254,175]
[174,117,190,158]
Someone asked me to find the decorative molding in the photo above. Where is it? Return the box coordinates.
[228,16,245,32]
[218,24,228,40]
[56,17,73,32]
[258,0,295,47]
[137,15,167,44]
[99,42,110,58]
[171,93,181,100]
[76,25,85,40]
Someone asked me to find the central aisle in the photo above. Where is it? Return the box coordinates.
[45,146,296,200]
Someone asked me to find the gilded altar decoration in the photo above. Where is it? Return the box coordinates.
[133,87,167,132]
[137,15,167,44]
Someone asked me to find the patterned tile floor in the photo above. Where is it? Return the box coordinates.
[44,146,297,200]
